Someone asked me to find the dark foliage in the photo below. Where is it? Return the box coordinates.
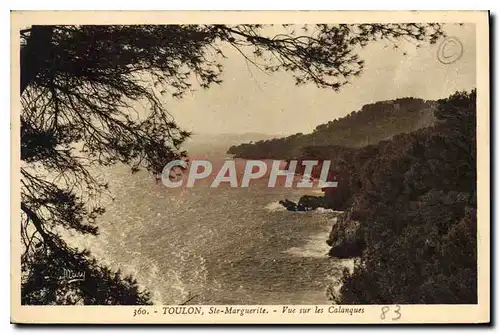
[22,248,152,305]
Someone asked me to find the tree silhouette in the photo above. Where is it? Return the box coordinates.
[19,23,444,304]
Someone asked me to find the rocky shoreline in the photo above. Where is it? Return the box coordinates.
[278,195,365,259]
[326,209,365,258]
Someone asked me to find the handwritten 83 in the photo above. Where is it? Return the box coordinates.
[380,305,401,321]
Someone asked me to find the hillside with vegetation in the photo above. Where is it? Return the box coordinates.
[329,90,476,304]
[227,97,437,159]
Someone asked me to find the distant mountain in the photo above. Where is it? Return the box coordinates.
[227,97,437,159]
[182,132,279,157]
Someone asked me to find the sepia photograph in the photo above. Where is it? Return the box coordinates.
[10,10,490,324]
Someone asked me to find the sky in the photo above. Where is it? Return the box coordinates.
[165,23,476,136]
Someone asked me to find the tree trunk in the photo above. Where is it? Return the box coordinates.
[20,25,54,95]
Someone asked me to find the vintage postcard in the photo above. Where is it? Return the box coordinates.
[11,11,490,324]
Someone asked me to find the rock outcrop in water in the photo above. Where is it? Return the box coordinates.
[298,195,325,210]
[279,199,298,211]
[279,195,326,212]
[279,199,312,212]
